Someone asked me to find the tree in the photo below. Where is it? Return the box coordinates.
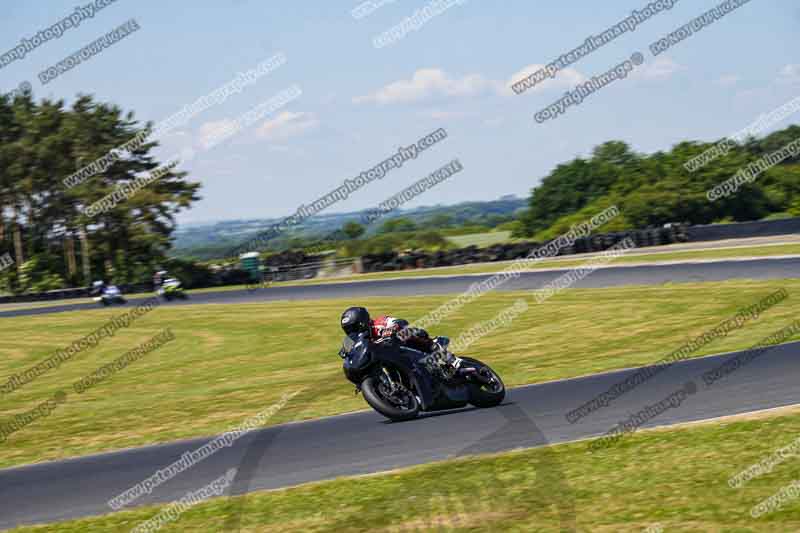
[429,213,453,228]
[0,90,201,292]
[379,217,417,234]
[342,221,365,239]
[515,128,800,237]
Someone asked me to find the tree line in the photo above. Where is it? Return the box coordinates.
[0,90,200,293]
[515,127,800,239]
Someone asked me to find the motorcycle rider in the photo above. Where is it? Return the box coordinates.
[90,280,107,296]
[153,269,168,291]
[339,307,479,380]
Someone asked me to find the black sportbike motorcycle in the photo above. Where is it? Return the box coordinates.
[340,333,505,421]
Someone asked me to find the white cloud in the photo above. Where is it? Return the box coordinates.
[501,64,586,96]
[198,119,238,149]
[630,56,685,81]
[354,66,588,105]
[715,74,741,87]
[778,64,800,85]
[353,68,495,104]
[417,109,476,120]
[255,111,319,141]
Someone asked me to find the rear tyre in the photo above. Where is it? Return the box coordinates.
[361,375,420,422]
[462,357,505,408]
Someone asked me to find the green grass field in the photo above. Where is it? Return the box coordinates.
[3,241,799,314]
[13,406,800,532]
[1,279,798,470]
[445,230,513,248]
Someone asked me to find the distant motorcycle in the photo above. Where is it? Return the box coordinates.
[94,285,126,306]
[157,278,188,301]
[340,334,505,422]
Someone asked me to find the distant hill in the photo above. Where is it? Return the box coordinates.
[172,195,527,260]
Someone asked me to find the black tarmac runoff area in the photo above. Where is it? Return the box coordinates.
[0,256,798,319]
[1,341,799,530]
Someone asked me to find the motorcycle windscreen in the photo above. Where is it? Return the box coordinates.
[342,333,371,371]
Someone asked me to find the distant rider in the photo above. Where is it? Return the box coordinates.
[153,270,168,291]
[90,280,107,296]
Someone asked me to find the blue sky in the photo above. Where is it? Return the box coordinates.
[1,0,798,224]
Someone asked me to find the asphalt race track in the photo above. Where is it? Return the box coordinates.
[1,256,798,319]
[2,341,799,529]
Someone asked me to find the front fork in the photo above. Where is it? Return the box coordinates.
[353,367,403,397]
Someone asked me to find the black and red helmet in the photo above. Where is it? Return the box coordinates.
[341,307,371,336]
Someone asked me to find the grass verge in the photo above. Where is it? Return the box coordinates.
[0,279,798,469]
[12,406,800,531]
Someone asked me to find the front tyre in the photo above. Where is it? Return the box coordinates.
[361,375,420,422]
[462,357,505,408]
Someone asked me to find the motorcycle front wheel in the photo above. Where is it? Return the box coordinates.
[361,371,420,422]
[461,357,506,408]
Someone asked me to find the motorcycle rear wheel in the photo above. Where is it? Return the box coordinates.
[361,374,420,422]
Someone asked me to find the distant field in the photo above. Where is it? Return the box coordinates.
[1,241,799,313]
[16,406,800,531]
[0,279,798,469]
[446,230,513,248]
